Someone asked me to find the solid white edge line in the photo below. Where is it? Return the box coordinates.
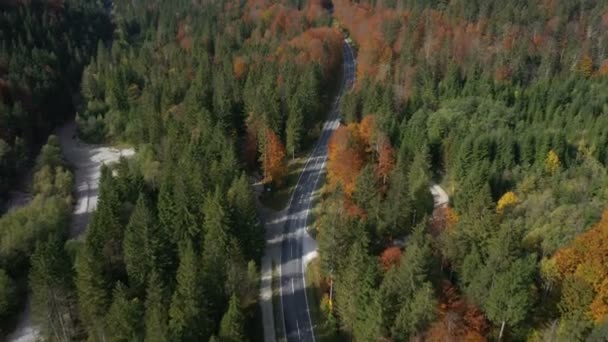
[279,38,354,342]
[300,39,355,342]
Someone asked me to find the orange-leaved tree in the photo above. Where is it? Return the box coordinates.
[553,209,608,323]
[233,57,248,79]
[358,114,376,150]
[430,206,459,237]
[262,128,287,187]
[425,281,489,341]
[379,246,402,271]
[376,134,395,185]
[327,125,365,196]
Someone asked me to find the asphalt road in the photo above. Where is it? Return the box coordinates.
[279,39,356,342]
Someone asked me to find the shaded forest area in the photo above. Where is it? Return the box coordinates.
[0,0,110,336]
[0,0,111,207]
[314,0,608,340]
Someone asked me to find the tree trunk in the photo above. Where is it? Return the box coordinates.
[498,320,506,342]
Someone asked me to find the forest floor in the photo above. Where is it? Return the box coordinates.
[6,121,134,342]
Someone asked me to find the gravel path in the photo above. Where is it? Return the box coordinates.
[6,121,134,342]
[430,184,449,208]
[57,122,135,239]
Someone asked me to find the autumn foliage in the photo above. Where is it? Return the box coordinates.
[599,59,608,76]
[578,55,594,78]
[552,209,608,323]
[176,20,193,52]
[262,128,287,186]
[496,191,519,214]
[332,0,401,80]
[327,125,365,196]
[288,27,343,76]
[233,57,248,79]
[376,135,395,185]
[327,115,395,196]
[425,281,489,341]
[380,246,402,271]
[430,206,459,237]
[358,115,376,149]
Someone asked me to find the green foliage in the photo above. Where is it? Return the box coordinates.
[0,269,17,330]
[29,237,76,340]
[75,246,110,338]
[123,194,163,291]
[219,294,246,342]
[201,189,231,321]
[169,242,209,341]
[227,174,265,263]
[105,282,144,342]
[334,232,382,340]
[0,0,110,200]
[484,257,536,333]
[144,271,169,342]
[379,225,437,339]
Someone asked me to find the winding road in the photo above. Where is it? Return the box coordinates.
[279,39,356,342]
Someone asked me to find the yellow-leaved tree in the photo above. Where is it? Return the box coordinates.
[545,150,561,175]
[497,191,519,214]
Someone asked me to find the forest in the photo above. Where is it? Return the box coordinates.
[315,0,608,340]
[1,0,608,341]
[2,0,341,340]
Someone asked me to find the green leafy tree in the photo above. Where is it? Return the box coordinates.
[484,257,536,341]
[29,237,75,341]
[227,174,264,262]
[201,189,231,320]
[557,276,594,340]
[285,105,303,159]
[105,282,144,342]
[169,242,208,341]
[123,193,164,292]
[219,294,246,342]
[0,270,17,329]
[379,225,437,340]
[144,271,169,342]
[335,235,379,339]
[75,244,111,340]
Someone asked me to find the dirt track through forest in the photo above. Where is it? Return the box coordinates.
[7,122,134,342]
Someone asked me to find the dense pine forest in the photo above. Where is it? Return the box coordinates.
[1,0,608,341]
[316,0,608,341]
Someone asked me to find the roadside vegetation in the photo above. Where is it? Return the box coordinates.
[3,0,608,341]
[0,136,73,336]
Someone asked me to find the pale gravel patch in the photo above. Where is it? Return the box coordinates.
[6,121,134,342]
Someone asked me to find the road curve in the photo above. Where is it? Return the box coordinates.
[279,39,356,342]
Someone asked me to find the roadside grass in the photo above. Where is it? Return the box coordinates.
[272,262,286,342]
[305,258,344,342]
